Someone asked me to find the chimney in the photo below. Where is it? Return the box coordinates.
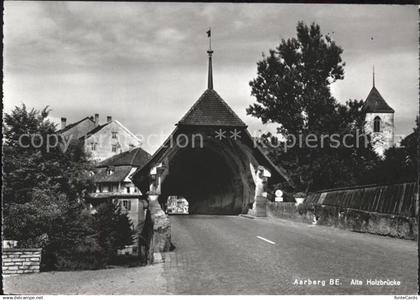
[94,114,99,126]
[61,117,67,129]
[107,116,112,123]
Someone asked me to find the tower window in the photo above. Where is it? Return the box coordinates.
[122,200,131,211]
[373,116,381,132]
[112,144,117,152]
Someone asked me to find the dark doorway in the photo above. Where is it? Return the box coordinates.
[160,147,243,215]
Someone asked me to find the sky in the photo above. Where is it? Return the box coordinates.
[4,2,418,153]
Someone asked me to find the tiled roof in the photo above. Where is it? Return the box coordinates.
[83,123,109,138]
[364,87,394,113]
[87,192,143,200]
[98,147,151,168]
[177,89,247,127]
[93,165,132,183]
[57,116,94,133]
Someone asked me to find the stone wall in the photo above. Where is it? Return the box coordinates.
[313,205,418,240]
[267,201,314,223]
[268,182,418,240]
[2,248,42,275]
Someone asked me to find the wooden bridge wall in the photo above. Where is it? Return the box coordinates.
[306,182,418,217]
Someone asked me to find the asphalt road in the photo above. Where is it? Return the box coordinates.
[3,215,418,295]
[162,215,418,294]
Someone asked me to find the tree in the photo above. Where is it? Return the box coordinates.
[361,117,418,185]
[248,22,345,136]
[248,22,379,192]
[3,104,94,242]
[94,201,134,261]
[3,104,135,270]
[43,201,134,270]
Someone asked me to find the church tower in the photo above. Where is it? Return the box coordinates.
[364,67,395,157]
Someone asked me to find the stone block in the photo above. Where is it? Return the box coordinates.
[24,251,40,255]
[152,210,172,252]
[2,258,13,262]
[29,257,40,261]
[7,266,18,270]
[23,270,34,273]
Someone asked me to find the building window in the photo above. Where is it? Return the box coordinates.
[122,200,131,211]
[91,142,96,151]
[112,131,118,139]
[126,187,130,194]
[112,144,117,152]
[374,116,381,132]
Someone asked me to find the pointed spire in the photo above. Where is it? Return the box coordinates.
[372,65,375,87]
[207,28,213,90]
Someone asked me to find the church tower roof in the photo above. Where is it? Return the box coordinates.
[363,67,394,113]
[177,30,247,128]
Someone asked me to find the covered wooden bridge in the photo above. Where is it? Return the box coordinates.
[131,46,291,215]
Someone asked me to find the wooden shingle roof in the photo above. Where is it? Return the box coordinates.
[364,86,394,113]
[177,89,247,127]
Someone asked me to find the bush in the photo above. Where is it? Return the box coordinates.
[282,191,296,202]
[294,192,307,198]
[93,201,135,262]
[40,201,135,271]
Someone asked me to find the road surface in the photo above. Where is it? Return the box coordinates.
[4,215,418,294]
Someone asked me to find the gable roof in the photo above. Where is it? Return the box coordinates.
[364,86,394,113]
[57,116,95,133]
[98,147,151,168]
[83,120,141,142]
[129,126,294,192]
[177,89,247,127]
[83,122,109,138]
[93,165,132,183]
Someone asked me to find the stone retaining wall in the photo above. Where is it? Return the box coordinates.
[2,248,42,275]
[314,205,418,240]
[267,201,315,223]
[266,200,417,240]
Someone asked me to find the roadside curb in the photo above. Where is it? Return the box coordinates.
[239,214,255,219]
